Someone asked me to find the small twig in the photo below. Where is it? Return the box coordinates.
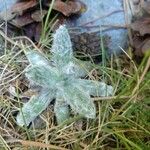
[93,96,131,101]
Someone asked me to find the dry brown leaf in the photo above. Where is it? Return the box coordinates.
[131,14,150,56]
[141,0,150,14]
[34,23,42,41]
[1,0,85,43]
[31,10,47,22]
[23,23,42,42]
[141,39,150,53]
[131,17,150,36]
[132,37,146,56]
[11,12,34,27]
[132,37,142,56]
[132,35,150,56]
[11,0,38,14]
[45,0,83,16]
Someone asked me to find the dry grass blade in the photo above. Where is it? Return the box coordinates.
[132,56,150,95]
[7,139,69,150]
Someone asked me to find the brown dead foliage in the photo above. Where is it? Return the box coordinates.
[131,16,150,56]
[0,0,84,41]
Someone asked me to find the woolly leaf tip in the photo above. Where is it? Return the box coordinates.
[51,25,73,59]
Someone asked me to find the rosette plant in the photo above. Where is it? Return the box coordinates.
[17,25,113,126]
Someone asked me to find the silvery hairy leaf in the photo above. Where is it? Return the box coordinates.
[17,88,56,126]
[75,79,114,96]
[61,84,96,118]
[25,51,50,66]
[51,25,73,57]
[25,65,62,88]
[54,98,70,124]
[51,25,73,66]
